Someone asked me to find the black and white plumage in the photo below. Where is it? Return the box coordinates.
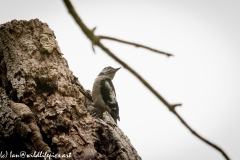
[92,66,120,123]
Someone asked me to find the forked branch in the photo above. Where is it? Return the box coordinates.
[63,0,230,159]
[98,36,173,57]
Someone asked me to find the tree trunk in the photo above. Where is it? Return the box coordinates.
[0,19,141,160]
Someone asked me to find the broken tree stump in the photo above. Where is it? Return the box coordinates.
[0,19,141,160]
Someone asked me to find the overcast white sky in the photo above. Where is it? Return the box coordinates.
[1,0,240,160]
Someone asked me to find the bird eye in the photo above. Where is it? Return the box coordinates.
[105,66,110,70]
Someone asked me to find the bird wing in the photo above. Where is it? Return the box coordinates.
[100,78,120,122]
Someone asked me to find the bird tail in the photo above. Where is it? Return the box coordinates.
[110,113,120,124]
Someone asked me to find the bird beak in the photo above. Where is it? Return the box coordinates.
[115,67,121,71]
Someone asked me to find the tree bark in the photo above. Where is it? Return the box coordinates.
[0,19,141,160]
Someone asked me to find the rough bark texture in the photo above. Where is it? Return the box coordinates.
[0,19,141,160]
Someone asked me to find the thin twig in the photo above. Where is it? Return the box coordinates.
[63,0,230,159]
[98,36,173,57]
[172,110,230,160]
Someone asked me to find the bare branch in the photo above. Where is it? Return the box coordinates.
[98,36,173,57]
[169,103,182,111]
[63,0,230,159]
[172,110,230,160]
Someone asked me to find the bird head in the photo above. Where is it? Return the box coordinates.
[98,66,121,79]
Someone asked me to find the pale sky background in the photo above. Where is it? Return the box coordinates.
[1,0,240,160]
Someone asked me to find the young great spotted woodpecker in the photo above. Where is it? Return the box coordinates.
[92,66,120,124]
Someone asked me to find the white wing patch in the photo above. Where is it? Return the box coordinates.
[105,81,117,105]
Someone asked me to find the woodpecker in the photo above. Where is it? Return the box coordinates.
[92,66,120,124]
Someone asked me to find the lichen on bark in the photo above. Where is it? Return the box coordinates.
[0,19,141,160]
